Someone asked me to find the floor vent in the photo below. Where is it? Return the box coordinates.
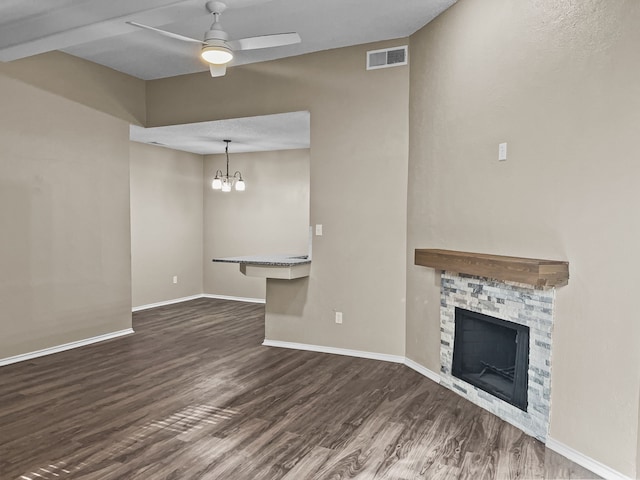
[366,46,408,70]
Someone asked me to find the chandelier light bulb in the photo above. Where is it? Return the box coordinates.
[235,179,245,191]
[211,177,222,189]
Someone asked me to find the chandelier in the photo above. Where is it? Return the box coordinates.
[211,139,245,192]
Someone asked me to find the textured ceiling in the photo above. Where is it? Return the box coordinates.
[0,0,456,80]
[130,111,310,155]
[2,1,455,154]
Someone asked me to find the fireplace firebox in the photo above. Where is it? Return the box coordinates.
[452,308,530,411]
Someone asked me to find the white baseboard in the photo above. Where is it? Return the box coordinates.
[202,294,266,304]
[132,293,266,312]
[546,437,633,480]
[404,357,441,384]
[259,341,631,480]
[262,339,405,364]
[0,328,134,367]
[262,340,443,385]
[262,340,442,384]
[132,294,205,312]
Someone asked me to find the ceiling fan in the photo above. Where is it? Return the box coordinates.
[127,0,301,77]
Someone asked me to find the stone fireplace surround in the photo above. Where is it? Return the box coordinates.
[440,272,554,441]
[414,249,569,442]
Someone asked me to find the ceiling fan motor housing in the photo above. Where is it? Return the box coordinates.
[204,28,229,43]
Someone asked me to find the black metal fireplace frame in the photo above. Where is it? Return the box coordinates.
[452,307,530,411]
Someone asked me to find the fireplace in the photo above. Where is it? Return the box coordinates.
[414,249,568,442]
[452,308,530,411]
[438,272,555,441]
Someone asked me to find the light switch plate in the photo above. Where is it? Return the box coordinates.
[498,142,507,161]
[315,224,323,236]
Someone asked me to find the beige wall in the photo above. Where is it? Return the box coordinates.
[130,142,204,308]
[406,0,640,476]
[204,149,310,300]
[0,51,146,126]
[130,145,309,306]
[0,72,133,359]
[1,4,636,477]
[148,40,409,356]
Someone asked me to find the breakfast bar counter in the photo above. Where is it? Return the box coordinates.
[212,254,311,279]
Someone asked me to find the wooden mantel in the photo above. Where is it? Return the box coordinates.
[414,249,569,288]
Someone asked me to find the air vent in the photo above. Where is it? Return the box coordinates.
[366,46,408,70]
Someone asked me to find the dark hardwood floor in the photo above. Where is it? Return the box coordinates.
[0,298,599,480]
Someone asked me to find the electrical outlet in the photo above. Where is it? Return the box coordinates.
[498,142,507,161]
[172,275,178,284]
[335,311,343,324]
[316,224,323,236]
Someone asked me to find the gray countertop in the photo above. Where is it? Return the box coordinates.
[212,254,311,267]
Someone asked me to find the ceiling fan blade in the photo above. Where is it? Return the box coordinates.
[127,21,203,44]
[209,64,227,77]
[227,32,301,51]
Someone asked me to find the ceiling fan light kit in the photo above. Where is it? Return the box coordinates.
[201,44,233,64]
[128,0,301,77]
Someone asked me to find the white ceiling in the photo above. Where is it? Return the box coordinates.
[130,111,310,154]
[1,0,455,154]
[0,0,456,80]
